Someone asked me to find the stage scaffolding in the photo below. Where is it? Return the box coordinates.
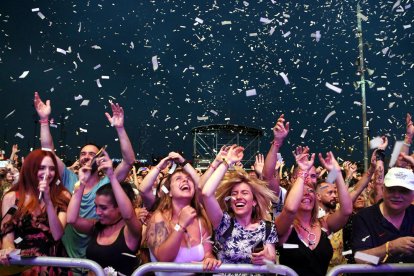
[192,124,263,170]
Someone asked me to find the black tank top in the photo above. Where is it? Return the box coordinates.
[86,225,138,275]
[279,227,333,276]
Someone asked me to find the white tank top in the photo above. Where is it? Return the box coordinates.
[150,219,205,276]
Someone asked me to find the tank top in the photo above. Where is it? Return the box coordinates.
[86,225,138,276]
[150,219,205,276]
[279,227,333,276]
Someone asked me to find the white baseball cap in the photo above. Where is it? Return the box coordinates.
[384,167,414,191]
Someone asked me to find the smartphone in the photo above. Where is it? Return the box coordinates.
[252,241,264,253]
[90,145,107,173]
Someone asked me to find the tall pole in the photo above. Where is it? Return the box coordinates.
[357,2,369,171]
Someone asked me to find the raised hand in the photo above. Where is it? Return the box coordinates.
[319,151,341,172]
[378,136,388,150]
[406,113,414,137]
[293,146,315,172]
[97,150,114,177]
[253,154,265,176]
[272,114,290,143]
[168,151,185,164]
[105,102,125,128]
[34,92,51,119]
[343,161,357,178]
[225,145,244,165]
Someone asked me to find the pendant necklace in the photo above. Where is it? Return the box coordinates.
[296,222,316,246]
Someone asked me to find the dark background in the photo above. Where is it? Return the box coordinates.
[1,0,412,167]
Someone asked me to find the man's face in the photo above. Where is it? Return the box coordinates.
[79,145,99,167]
[383,185,414,213]
[305,166,318,186]
[317,183,338,211]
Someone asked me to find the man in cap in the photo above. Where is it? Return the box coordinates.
[351,167,414,264]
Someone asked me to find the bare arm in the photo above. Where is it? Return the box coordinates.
[1,192,16,250]
[263,114,289,195]
[66,168,95,234]
[275,148,315,243]
[105,103,135,182]
[34,92,66,177]
[319,152,353,233]
[356,237,414,264]
[199,146,228,191]
[202,145,244,229]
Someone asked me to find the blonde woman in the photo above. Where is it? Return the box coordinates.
[202,145,278,265]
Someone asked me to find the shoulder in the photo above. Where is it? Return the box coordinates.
[2,191,16,207]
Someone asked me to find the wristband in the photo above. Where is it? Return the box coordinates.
[375,149,385,162]
[180,160,189,167]
[270,140,282,148]
[222,158,230,168]
[209,163,218,170]
[296,170,308,180]
[39,118,49,125]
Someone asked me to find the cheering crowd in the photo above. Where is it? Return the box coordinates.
[0,92,413,276]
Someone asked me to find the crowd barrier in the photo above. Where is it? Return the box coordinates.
[7,256,105,276]
[131,262,298,276]
[327,263,414,276]
[3,257,414,275]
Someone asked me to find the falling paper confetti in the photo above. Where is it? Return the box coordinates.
[279,73,290,85]
[325,82,342,93]
[323,111,336,123]
[246,89,257,97]
[152,56,159,71]
[18,71,29,78]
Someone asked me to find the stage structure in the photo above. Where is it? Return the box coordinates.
[192,125,263,170]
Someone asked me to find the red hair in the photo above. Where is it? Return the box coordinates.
[6,149,69,219]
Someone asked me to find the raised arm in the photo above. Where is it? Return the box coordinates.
[40,172,70,241]
[100,150,142,238]
[168,151,200,185]
[139,156,170,209]
[34,92,66,177]
[319,151,352,233]
[202,145,244,229]
[199,146,228,190]
[105,102,135,182]
[66,166,95,234]
[275,147,315,242]
[263,114,290,195]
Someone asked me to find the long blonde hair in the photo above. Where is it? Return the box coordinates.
[216,169,278,222]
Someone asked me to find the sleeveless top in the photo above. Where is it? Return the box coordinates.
[86,225,138,276]
[149,219,205,276]
[278,227,333,276]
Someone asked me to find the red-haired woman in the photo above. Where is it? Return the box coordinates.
[0,149,71,275]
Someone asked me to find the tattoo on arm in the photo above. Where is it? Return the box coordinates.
[374,165,384,186]
[147,221,169,248]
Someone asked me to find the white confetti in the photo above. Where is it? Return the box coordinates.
[369,137,383,149]
[56,48,67,55]
[325,82,342,93]
[311,30,321,42]
[246,88,257,97]
[300,129,307,138]
[221,21,232,25]
[260,17,273,24]
[195,17,204,24]
[74,95,83,101]
[197,116,209,121]
[91,45,102,50]
[152,55,159,71]
[392,0,401,11]
[377,87,386,91]
[210,110,218,116]
[31,8,40,12]
[168,162,177,174]
[37,12,45,20]
[4,110,15,119]
[389,141,403,167]
[342,250,353,256]
[282,243,299,249]
[80,100,89,106]
[282,31,291,38]
[323,110,336,123]
[279,72,290,85]
[357,13,368,21]
[353,101,362,106]
[14,237,23,244]
[101,75,110,79]
[96,79,102,88]
[18,71,29,79]
[94,64,101,70]
[403,24,411,29]
[151,110,158,117]
[15,133,24,139]
[79,128,88,133]
[354,252,379,265]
